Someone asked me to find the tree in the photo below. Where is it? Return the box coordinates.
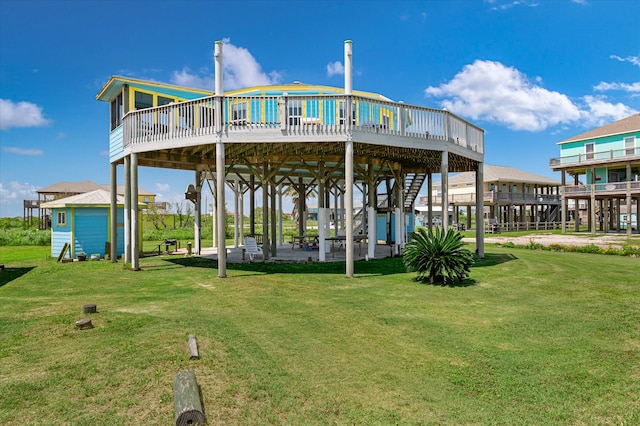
[403,227,475,285]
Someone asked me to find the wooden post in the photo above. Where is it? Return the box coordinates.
[188,334,199,360]
[173,370,204,426]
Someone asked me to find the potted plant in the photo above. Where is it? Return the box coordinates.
[77,252,87,261]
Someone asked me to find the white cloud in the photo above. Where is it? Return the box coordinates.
[580,96,638,127]
[155,183,171,192]
[571,0,587,4]
[171,68,215,90]
[594,81,640,93]
[486,0,539,11]
[170,39,282,91]
[425,60,581,131]
[326,61,344,77]
[0,181,38,215]
[2,146,44,156]
[610,54,640,68]
[0,99,52,131]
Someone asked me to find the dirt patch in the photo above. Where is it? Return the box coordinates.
[473,233,638,249]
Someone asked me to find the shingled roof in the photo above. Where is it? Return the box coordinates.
[40,189,147,208]
[37,180,153,196]
[559,113,640,144]
[434,164,560,187]
[40,189,124,208]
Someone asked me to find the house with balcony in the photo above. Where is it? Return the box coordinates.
[419,165,561,231]
[550,113,640,235]
[95,40,485,277]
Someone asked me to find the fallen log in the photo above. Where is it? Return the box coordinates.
[188,334,199,360]
[174,370,204,426]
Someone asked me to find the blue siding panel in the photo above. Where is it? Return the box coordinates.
[51,230,72,258]
[74,208,109,256]
[110,125,124,162]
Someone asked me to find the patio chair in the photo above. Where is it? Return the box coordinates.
[244,237,263,261]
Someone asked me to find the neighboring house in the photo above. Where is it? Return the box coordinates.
[419,164,562,231]
[550,114,640,235]
[26,180,154,229]
[40,189,143,260]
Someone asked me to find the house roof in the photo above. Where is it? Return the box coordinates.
[433,164,561,187]
[37,180,102,194]
[40,189,148,209]
[558,113,640,144]
[37,180,153,196]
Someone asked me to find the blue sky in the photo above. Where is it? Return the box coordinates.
[1,0,638,218]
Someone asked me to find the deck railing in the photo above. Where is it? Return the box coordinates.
[562,181,640,196]
[550,146,640,167]
[428,192,560,205]
[121,94,483,154]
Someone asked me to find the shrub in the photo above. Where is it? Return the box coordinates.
[403,227,475,285]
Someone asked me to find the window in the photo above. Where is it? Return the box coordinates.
[231,101,247,125]
[338,101,356,125]
[57,211,66,226]
[289,99,302,125]
[134,91,153,109]
[624,136,635,155]
[585,142,595,160]
[157,96,173,106]
[110,92,123,130]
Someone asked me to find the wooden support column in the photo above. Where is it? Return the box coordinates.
[441,151,449,230]
[214,40,226,277]
[560,170,569,234]
[249,174,255,236]
[270,181,277,257]
[124,155,131,264]
[277,184,283,245]
[194,171,202,255]
[131,153,139,271]
[239,181,244,245]
[627,164,633,237]
[298,177,305,236]
[590,168,597,234]
[216,141,226,276]
[345,140,354,278]
[427,173,433,228]
[318,161,326,262]
[367,162,376,260]
[475,162,484,259]
[262,162,270,260]
[110,162,118,262]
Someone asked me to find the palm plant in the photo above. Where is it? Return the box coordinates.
[403,227,475,285]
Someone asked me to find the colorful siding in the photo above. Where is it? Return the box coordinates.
[110,125,124,162]
[73,208,108,256]
[560,132,639,158]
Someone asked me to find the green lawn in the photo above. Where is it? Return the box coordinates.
[0,245,639,425]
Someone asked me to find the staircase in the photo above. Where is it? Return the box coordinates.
[404,173,426,210]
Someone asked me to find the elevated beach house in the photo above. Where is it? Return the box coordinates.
[96,40,485,276]
[550,114,640,235]
[421,165,562,232]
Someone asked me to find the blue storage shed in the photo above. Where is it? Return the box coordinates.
[40,189,140,260]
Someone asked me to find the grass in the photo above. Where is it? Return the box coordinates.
[0,244,639,424]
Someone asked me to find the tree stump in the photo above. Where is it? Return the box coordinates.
[75,318,93,329]
[188,334,199,360]
[174,370,204,426]
[83,304,97,314]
